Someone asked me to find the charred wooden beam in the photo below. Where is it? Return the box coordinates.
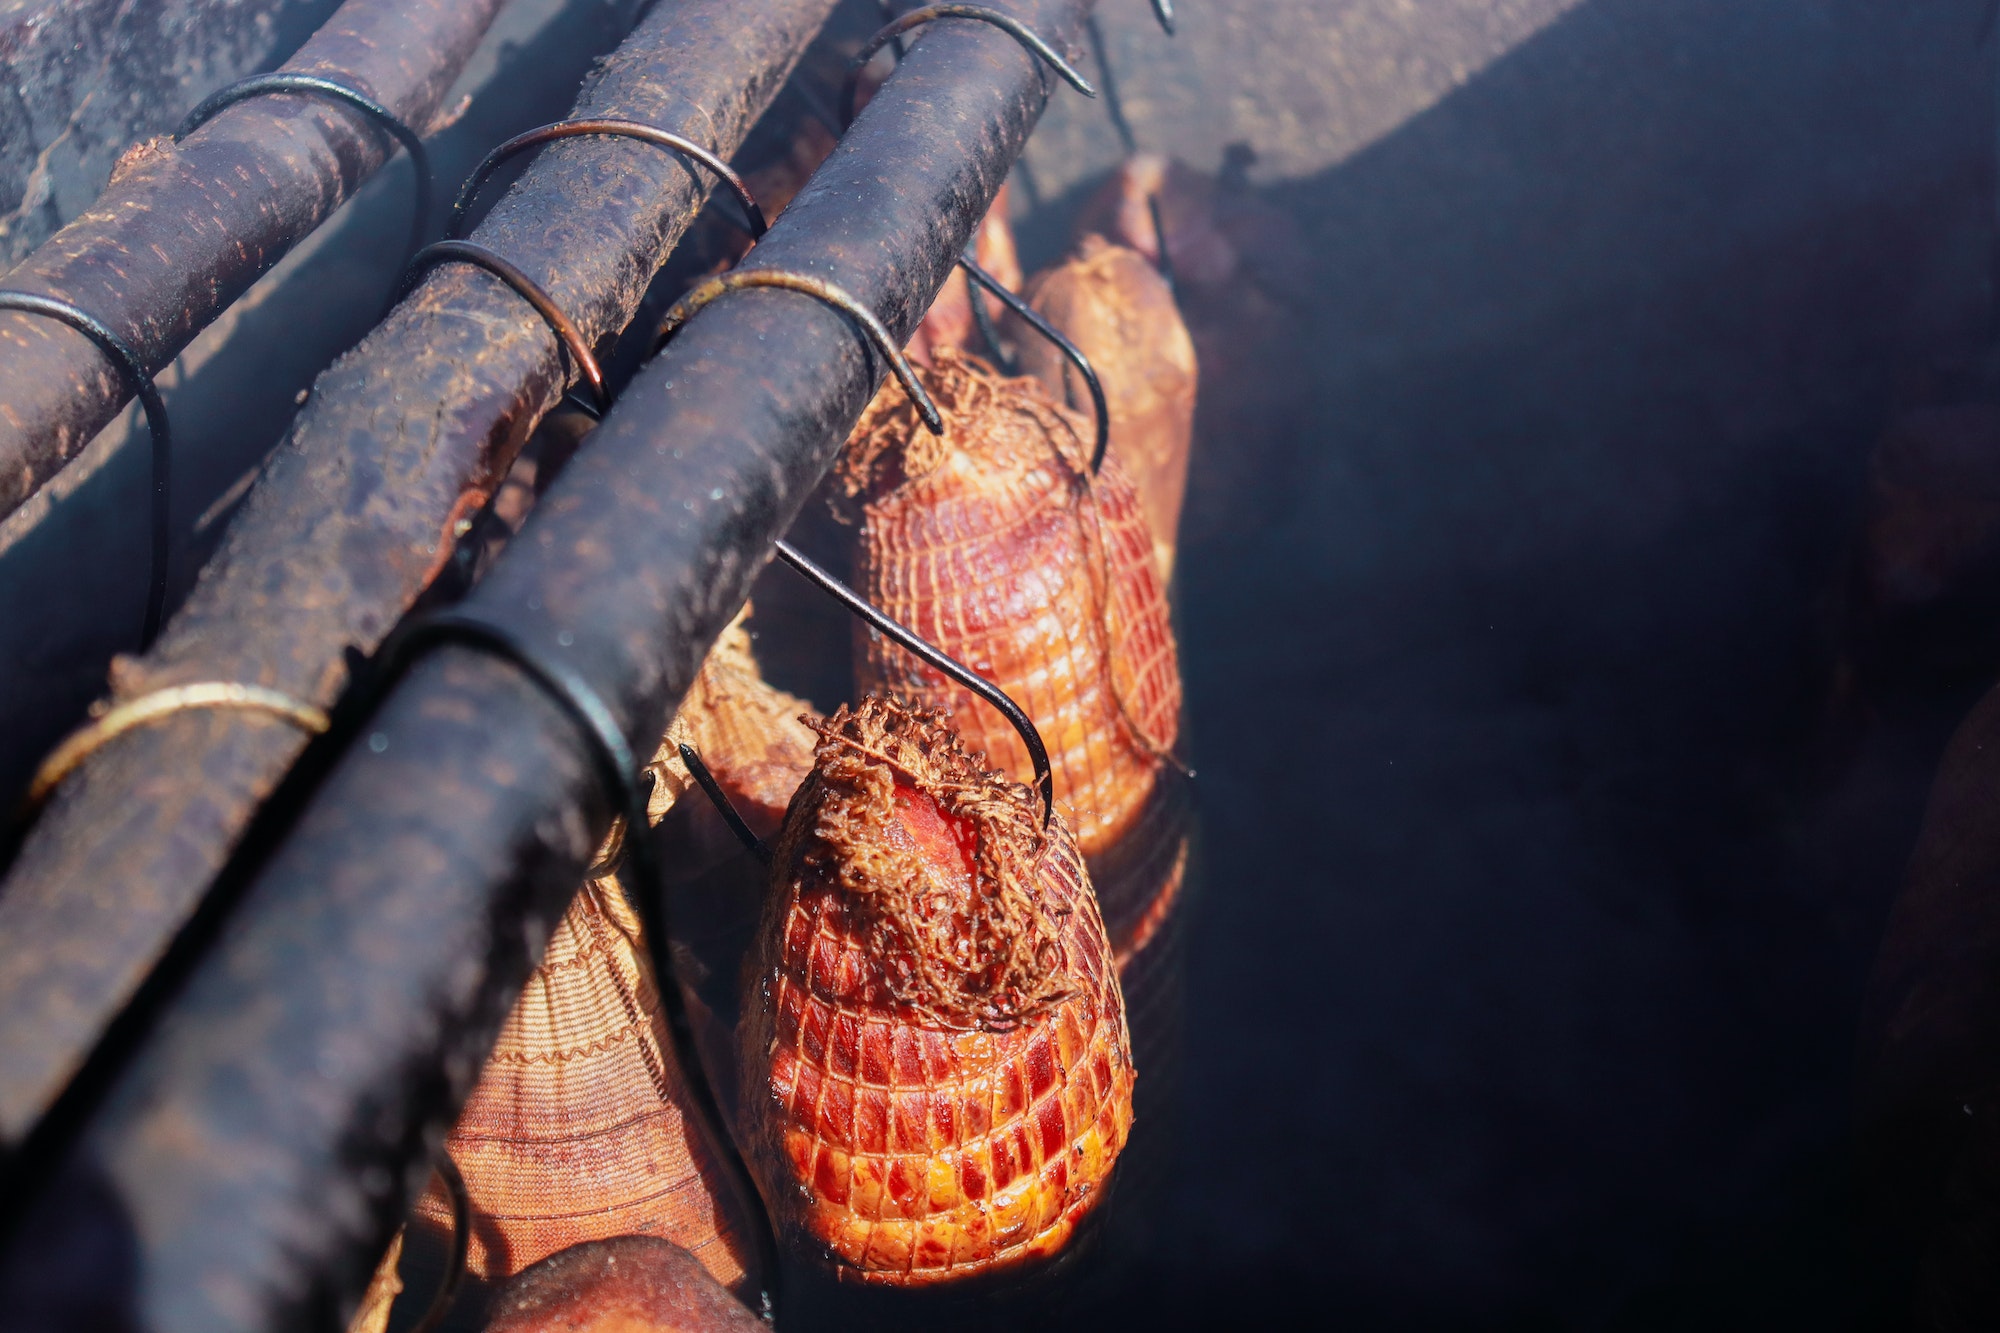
[0,0,343,266]
[0,0,839,1151]
[0,0,517,521]
[0,1,1091,1326]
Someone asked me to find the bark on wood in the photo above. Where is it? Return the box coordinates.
[0,0,841,1145]
[0,0,510,518]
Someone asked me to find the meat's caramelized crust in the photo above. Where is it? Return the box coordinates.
[839,350,1182,856]
[740,698,1135,1285]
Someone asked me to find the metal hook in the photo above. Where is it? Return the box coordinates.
[1152,0,1177,36]
[962,248,1016,375]
[677,742,773,865]
[958,254,1109,473]
[772,540,1055,824]
[651,270,943,435]
[448,118,768,242]
[377,609,780,1316]
[0,291,171,645]
[400,241,607,414]
[175,73,432,263]
[842,4,1097,127]
[407,1147,469,1333]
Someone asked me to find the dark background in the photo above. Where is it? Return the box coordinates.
[1025,0,2000,1326]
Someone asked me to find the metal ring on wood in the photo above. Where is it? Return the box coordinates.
[380,609,779,1316]
[448,118,768,241]
[25,682,330,810]
[406,1147,469,1333]
[773,539,1056,824]
[400,241,607,413]
[0,291,173,645]
[842,4,1097,126]
[958,252,1110,473]
[652,269,943,435]
[175,73,433,262]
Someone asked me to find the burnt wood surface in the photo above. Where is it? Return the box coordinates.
[0,0,343,266]
[0,0,510,520]
[0,0,839,1151]
[0,1,1091,1326]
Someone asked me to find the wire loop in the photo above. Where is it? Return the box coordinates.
[175,73,432,262]
[772,540,1055,823]
[0,291,173,644]
[26,683,329,810]
[652,269,942,435]
[843,4,1097,126]
[401,241,607,413]
[449,118,767,241]
[378,609,778,1315]
[957,253,1110,473]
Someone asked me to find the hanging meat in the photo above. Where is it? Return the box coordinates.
[738,697,1134,1285]
[409,877,757,1294]
[483,1237,765,1332]
[836,348,1182,861]
[1013,235,1197,579]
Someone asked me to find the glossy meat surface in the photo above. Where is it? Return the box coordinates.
[1017,235,1197,578]
[740,699,1134,1285]
[840,350,1182,855]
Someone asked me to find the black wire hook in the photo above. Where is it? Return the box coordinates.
[771,540,1055,824]
[400,241,608,414]
[0,291,171,645]
[375,609,779,1318]
[651,269,943,435]
[448,118,768,242]
[406,1147,469,1333]
[842,4,1097,126]
[957,254,1109,473]
[175,73,433,264]
[677,742,772,865]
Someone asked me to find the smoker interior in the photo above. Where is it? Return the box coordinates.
[2,0,1997,1327]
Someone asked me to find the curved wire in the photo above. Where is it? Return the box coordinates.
[381,609,780,1315]
[958,253,1109,473]
[175,73,432,262]
[842,4,1097,126]
[0,291,172,644]
[447,118,767,241]
[677,742,772,865]
[25,683,329,811]
[651,269,942,435]
[406,1148,468,1333]
[400,241,607,413]
[1152,0,1176,36]
[772,539,1054,824]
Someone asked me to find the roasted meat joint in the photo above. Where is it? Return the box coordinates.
[740,698,1135,1286]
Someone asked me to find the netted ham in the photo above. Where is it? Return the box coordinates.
[837,348,1181,857]
[1016,234,1197,578]
[412,879,755,1293]
[739,698,1134,1286]
[484,1237,764,1332]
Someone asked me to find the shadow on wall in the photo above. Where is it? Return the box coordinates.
[1070,0,1994,1328]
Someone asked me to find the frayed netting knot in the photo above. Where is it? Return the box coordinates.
[782,695,1073,1029]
